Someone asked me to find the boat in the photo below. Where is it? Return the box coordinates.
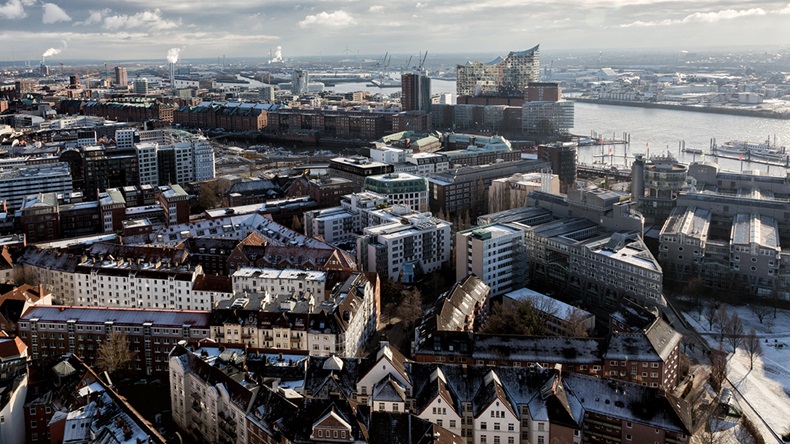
[367,78,401,88]
[682,148,704,155]
[715,139,787,159]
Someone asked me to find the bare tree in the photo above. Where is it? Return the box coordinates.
[396,288,424,330]
[709,342,728,392]
[13,266,41,286]
[744,328,762,370]
[564,308,591,337]
[713,306,729,342]
[724,312,744,351]
[705,303,718,331]
[751,304,771,325]
[95,330,135,376]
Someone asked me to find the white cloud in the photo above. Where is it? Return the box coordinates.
[75,9,110,26]
[42,3,72,24]
[415,2,426,8]
[297,10,354,28]
[0,0,34,19]
[779,2,790,14]
[102,8,181,31]
[621,7,766,27]
[369,5,383,12]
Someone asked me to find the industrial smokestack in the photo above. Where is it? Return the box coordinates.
[166,48,180,92]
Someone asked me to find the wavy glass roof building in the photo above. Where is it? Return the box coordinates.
[456,45,541,97]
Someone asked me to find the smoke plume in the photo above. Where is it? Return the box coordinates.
[42,47,61,58]
[167,48,180,64]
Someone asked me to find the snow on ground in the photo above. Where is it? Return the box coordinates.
[684,304,790,439]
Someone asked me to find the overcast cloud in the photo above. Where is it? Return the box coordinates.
[1,0,788,61]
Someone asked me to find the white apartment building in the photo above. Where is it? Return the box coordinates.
[169,345,253,444]
[0,164,72,212]
[369,145,411,164]
[357,212,451,282]
[304,192,389,245]
[405,152,450,176]
[123,128,215,186]
[210,273,377,358]
[136,142,159,186]
[231,268,327,300]
[114,128,140,149]
[72,258,206,310]
[455,224,525,296]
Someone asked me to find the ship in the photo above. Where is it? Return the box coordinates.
[367,77,401,88]
[682,148,704,155]
[714,139,787,160]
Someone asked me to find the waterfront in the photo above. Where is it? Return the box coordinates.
[571,102,790,175]
[326,79,790,175]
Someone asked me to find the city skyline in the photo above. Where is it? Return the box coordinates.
[0,0,789,62]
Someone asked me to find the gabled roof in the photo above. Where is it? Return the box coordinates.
[414,368,461,416]
[372,375,406,402]
[472,371,517,418]
[368,412,465,444]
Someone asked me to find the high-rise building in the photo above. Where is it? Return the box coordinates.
[114,66,127,87]
[133,78,149,95]
[401,71,431,112]
[456,45,540,97]
[291,70,309,94]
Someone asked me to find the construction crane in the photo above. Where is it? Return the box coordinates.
[418,51,428,70]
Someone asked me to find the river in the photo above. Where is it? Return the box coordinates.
[570,102,790,175]
[319,78,790,176]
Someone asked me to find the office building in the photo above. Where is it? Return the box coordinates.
[0,164,72,212]
[401,71,431,112]
[428,159,551,218]
[329,157,395,191]
[522,100,575,135]
[133,78,149,95]
[363,172,429,212]
[114,66,128,87]
[357,210,451,282]
[455,224,525,296]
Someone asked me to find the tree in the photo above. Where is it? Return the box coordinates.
[744,328,762,370]
[13,266,40,286]
[291,215,303,233]
[192,179,229,214]
[95,330,135,376]
[709,342,728,392]
[684,276,706,299]
[396,288,424,330]
[751,304,771,325]
[705,302,718,331]
[724,312,744,351]
[713,306,729,341]
[564,309,591,338]
[480,300,544,336]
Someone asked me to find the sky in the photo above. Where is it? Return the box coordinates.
[1,0,790,62]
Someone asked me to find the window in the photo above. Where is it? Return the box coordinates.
[450,420,456,428]
[317,430,323,438]
[508,438,514,444]
[626,434,632,441]
[538,423,545,431]
[494,422,500,430]
[481,422,487,430]
[626,422,632,428]
[494,436,501,444]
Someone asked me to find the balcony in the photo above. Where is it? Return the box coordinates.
[191,401,202,413]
